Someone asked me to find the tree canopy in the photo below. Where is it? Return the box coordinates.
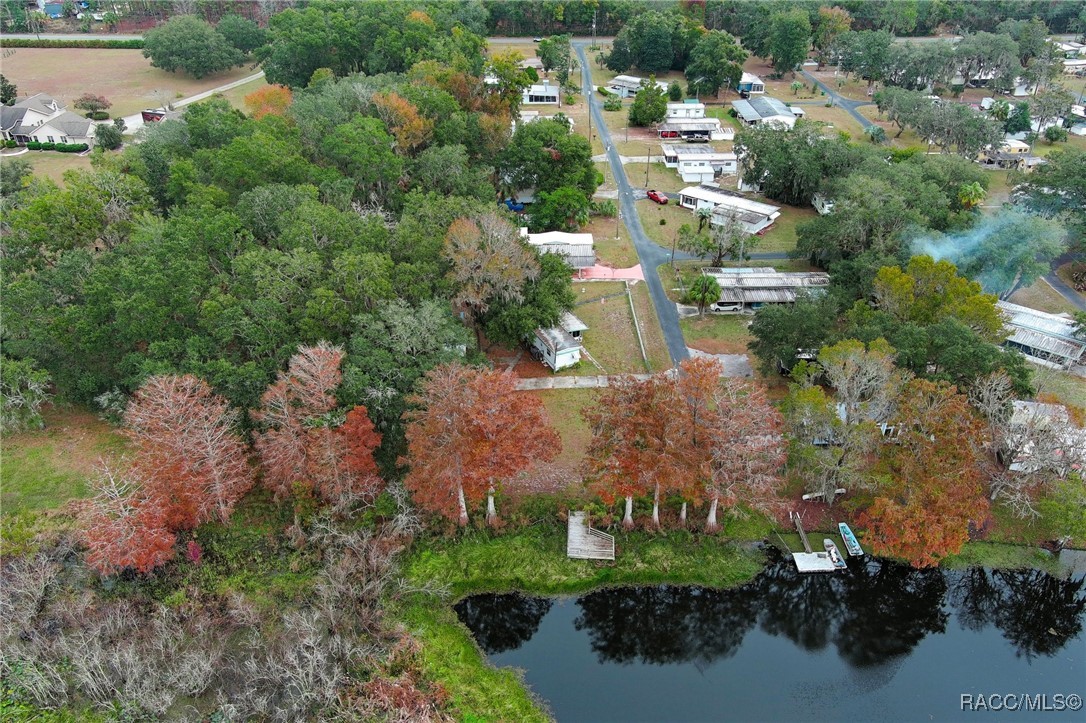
[142,15,244,79]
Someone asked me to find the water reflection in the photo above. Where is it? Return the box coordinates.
[454,593,552,654]
[947,567,1086,659]
[457,552,1086,667]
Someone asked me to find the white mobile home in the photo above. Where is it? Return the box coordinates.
[702,268,830,311]
[997,301,1085,369]
[737,72,766,94]
[531,312,588,371]
[731,96,798,128]
[709,197,782,235]
[606,75,669,98]
[661,144,737,182]
[666,101,706,119]
[521,230,595,269]
[522,81,560,105]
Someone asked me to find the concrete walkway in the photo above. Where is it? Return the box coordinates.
[575,41,689,367]
[515,374,651,390]
[574,264,645,281]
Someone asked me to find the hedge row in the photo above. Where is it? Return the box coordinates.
[25,141,89,152]
[2,38,143,49]
[597,85,614,97]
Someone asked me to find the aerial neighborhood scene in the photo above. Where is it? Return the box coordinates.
[4,0,1086,720]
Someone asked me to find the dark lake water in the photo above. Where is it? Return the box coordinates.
[455,551,1086,722]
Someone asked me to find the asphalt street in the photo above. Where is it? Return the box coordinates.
[574,40,690,367]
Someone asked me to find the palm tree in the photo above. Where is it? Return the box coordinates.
[989,99,1011,123]
[790,81,804,96]
[688,275,720,316]
[958,181,986,210]
[864,125,887,145]
[695,207,712,233]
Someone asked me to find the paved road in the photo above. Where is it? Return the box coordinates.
[800,69,875,131]
[1044,252,1086,312]
[575,41,689,367]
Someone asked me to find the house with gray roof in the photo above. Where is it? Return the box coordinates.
[1,93,96,147]
[730,96,798,128]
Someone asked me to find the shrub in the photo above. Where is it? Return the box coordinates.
[564,94,576,105]
[39,142,55,150]
[659,218,667,225]
[1,38,143,49]
[88,111,110,120]
[603,96,623,111]
[26,142,41,150]
[592,199,618,217]
[598,85,614,97]
[1044,126,1068,144]
[3,140,16,148]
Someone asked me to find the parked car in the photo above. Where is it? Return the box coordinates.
[646,190,668,205]
[533,37,542,42]
[709,301,742,313]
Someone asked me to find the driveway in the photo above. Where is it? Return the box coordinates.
[799,70,875,131]
[119,71,265,133]
[575,41,689,367]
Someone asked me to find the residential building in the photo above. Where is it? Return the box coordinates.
[701,268,830,310]
[976,139,1032,169]
[997,301,1085,369]
[606,75,668,98]
[513,109,574,133]
[737,72,766,94]
[708,197,782,235]
[522,81,560,105]
[730,96,798,128]
[520,229,595,269]
[1063,58,1086,75]
[666,100,706,120]
[0,93,96,147]
[532,312,588,371]
[661,144,737,182]
[657,117,732,142]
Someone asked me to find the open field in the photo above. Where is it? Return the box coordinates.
[1033,367,1086,409]
[680,314,753,355]
[2,406,126,514]
[531,388,596,474]
[2,48,260,118]
[1007,278,1081,316]
[638,197,699,248]
[585,216,638,268]
[796,103,868,139]
[573,281,650,373]
[630,280,673,371]
[14,149,95,184]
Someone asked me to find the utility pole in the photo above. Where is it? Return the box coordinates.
[592,8,597,49]
[645,144,650,187]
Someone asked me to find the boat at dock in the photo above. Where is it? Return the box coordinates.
[823,539,847,569]
[838,523,864,557]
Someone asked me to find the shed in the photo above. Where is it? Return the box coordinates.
[531,312,588,371]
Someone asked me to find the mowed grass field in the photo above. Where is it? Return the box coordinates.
[1,406,126,514]
[2,48,260,117]
[573,281,650,373]
[16,150,94,184]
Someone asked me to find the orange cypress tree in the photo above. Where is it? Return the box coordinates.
[243,84,293,119]
[859,379,988,567]
[402,364,560,526]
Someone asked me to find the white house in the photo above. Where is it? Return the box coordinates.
[731,96,798,128]
[522,81,560,105]
[661,144,737,182]
[0,93,96,147]
[606,74,668,98]
[1062,58,1086,75]
[520,229,595,269]
[708,197,782,235]
[657,118,732,142]
[513,109,575,133]
[532,312,588,371]
[678,183,775,214]
[666,100,706,119]
[737,72,766,94]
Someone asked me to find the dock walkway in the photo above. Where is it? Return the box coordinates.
[567,512,615,561]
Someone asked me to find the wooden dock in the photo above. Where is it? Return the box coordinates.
[789,511,837,573]
[567,512,615,561]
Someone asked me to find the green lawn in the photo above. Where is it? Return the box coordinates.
[18,149,95,184]
[1032,367,1086,409]
[213,74,270,111]
[680,314,753,355]
[532,388,596,473]
[573,281,648,373]
[586,215,639,268]
[1,407,126,514]
[757,203,816,254]
[630,280,674,372]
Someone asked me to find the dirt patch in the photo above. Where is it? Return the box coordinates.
[2,48,258,117]
[5,405,123,479]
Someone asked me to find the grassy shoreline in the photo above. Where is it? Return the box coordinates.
[399,519,1073,721]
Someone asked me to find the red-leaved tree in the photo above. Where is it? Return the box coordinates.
[401,364,560,526]
[82,466,176,576]
[254,343,383,505]
[82,374,251,575]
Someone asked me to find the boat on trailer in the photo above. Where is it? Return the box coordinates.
[838,523,864,557]
[823,539,847,569]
